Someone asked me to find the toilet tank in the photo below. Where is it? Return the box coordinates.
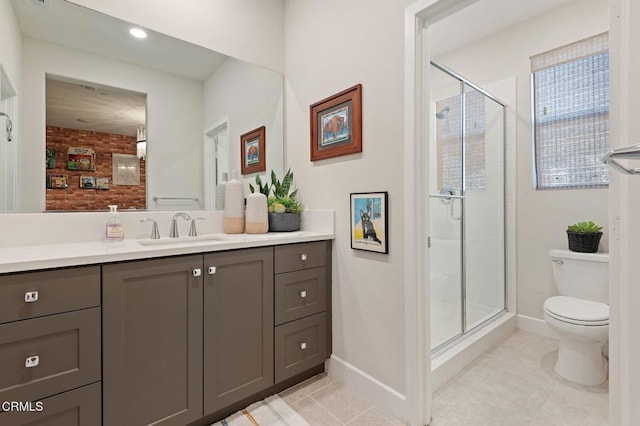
[550,249,609,304]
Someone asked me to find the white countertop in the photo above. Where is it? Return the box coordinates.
[0,231,334,274]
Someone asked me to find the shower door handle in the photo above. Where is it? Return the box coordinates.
[429,193,464,221]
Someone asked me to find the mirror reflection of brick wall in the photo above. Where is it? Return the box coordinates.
[46,126,146,211]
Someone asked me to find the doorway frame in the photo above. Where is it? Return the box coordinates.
[405,0,628,425]
[203,118,230,210]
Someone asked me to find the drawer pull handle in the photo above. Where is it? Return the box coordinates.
[300,254,308,261]
[25,355,39,368]
[208,266,216,275]
[299,290,307,298]
[299,342,307,350]
[24,291,39,303]
[193,268,202,277]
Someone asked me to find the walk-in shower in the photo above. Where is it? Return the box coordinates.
[429,61,506,354]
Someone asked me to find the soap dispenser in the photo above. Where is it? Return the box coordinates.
[105,205,124,241]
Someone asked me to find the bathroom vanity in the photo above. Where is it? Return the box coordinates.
[0,231,333,426]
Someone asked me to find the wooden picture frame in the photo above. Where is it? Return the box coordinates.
[240,126,266,175]
[350,191,389,254]
[310,84,362,161]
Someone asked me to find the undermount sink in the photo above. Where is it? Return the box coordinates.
[137,234,226,247]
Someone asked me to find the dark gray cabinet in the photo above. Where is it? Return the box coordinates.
[102,248,275,424]
[0,382,101,426]
[0,308,101,403]
[203,247,274,414]
[0,266,101,426]
[1,239,331,426]
[103,255,204,426]
[274,242,331,382]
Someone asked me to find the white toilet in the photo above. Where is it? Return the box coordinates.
[543,249,609,386]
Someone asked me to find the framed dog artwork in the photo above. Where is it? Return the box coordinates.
[310,84,362,161]
[350,191,388,254]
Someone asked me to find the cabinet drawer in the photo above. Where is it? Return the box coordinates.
[0,308,101,403]
[275,312,327,382]
[275,267,326,325]
[275,242,326,274]
[0,266,100,325]
[0,382,101,426]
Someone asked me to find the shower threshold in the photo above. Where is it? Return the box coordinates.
[431,311,515,392]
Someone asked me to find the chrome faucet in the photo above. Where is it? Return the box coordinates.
[169,212,191,238]
[140,218,160,239]
[189,217,206,237]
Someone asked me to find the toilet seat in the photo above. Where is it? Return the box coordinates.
[544,296,609,326]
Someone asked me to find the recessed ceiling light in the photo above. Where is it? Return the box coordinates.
[129,28,147,39]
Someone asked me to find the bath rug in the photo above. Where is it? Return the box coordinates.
[212,395,309,426]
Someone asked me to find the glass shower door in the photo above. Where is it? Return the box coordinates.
[429,62,506,353]
[429,64,464,350]
[463,85,505,331]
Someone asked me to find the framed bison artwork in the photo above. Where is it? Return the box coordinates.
[350,191,388,254]
[310,84,362,161]
[240,126,266,175]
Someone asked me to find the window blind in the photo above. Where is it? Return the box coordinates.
[531,32,609,190]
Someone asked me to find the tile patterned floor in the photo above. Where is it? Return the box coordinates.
[431,330,609,426]
[278,374,404,425]
[279,330,608,425]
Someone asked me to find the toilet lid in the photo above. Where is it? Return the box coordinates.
[544,296,609,324]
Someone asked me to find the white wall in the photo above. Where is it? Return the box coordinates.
[435,0,609,320]
[0,1,23,212]
[0,0,22,89]
[20,37,203,211]
[67,0,285,74]
[285,0,415,396]
[203,57,284,189]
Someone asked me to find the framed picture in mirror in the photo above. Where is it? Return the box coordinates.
[241,126,266,175]
[310,84,362,161]
[112,154,140,185]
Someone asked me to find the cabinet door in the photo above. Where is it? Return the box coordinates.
[203,247,274,414]
[103,256,203,426]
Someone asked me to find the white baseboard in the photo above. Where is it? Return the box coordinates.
[326,355,407,423]
[326,315,558,425]
[516,314,560,340]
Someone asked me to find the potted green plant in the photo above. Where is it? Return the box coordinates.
[566,221,603,253]
[249,169,302,232]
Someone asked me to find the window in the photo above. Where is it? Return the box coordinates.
[531,32,609,190]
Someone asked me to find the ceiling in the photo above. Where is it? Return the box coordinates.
[10,0,228,136]
[46,77,146,136]
[430,0,579,56]
[13,0,580,136]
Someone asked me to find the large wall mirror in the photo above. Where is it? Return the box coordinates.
[3,0,284,212]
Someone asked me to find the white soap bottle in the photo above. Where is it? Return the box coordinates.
[105,205,124,241]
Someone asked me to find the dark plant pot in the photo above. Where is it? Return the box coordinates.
[567,230,602,253]
[268,212,300,232]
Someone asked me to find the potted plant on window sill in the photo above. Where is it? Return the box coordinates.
[566,221,603,253]
[249,169,302,232]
